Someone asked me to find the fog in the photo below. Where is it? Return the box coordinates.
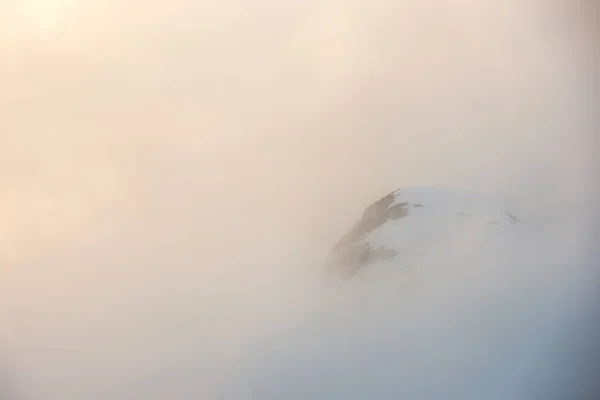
[0,0,597,399]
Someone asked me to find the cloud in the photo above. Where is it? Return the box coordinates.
[0,0,596,399]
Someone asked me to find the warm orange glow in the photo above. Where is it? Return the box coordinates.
[21,0,79,30]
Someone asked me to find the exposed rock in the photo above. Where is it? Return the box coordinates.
[332,192,405,253]
[328,191,408,279]
[326,187,526,281]
[505,212,524,224]
[386,203,409,220]
[328,243,399,280]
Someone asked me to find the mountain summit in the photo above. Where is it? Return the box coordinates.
[326,187,526,282]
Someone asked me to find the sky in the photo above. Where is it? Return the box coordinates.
[0,0,598,399]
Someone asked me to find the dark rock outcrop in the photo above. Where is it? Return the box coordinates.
[329,191,407,280]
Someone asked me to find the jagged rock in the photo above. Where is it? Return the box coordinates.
[327,187,525,280]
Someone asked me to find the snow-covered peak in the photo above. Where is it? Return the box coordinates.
[327,187,526,281]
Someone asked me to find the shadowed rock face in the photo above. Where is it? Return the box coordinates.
[328,243,399,280]
[505,212,524,225]
[326,187,524,281]
[332,192,400,253]
[328,190,409,280]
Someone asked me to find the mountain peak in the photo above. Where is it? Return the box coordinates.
[327,187,525,280]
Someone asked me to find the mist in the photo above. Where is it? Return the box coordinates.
[0,0,597,399]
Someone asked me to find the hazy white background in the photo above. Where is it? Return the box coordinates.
[0,0,597,399]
